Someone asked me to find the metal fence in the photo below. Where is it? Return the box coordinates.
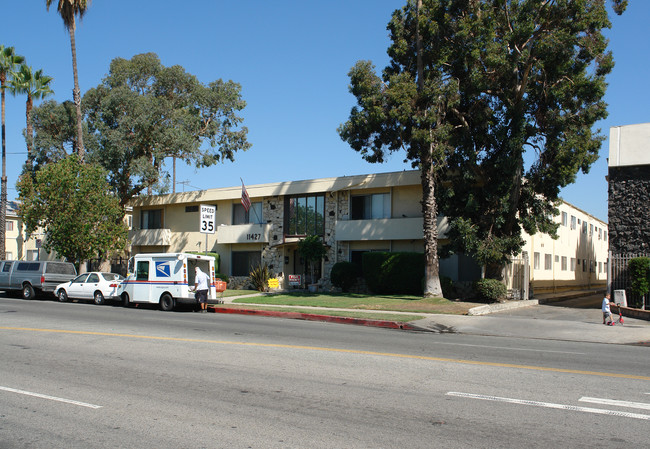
[607,252,650,309]
[505,252,530,300]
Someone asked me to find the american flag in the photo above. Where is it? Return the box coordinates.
[241,180,251,212]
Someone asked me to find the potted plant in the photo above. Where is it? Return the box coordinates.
[297,235,326,291]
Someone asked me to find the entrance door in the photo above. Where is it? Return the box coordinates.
[294,249,321,285]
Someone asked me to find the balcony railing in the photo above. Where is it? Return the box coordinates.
[217,223,271,244]
[334,216,449,241]
[130,228,172,246]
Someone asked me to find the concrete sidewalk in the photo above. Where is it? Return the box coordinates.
[209,289,650,345]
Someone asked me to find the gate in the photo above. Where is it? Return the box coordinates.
[505,252,530,300]
[608,252,650,309]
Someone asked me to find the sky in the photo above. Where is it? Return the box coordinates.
[2,0,649,223]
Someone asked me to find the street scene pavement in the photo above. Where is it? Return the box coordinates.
[212,291,650,346]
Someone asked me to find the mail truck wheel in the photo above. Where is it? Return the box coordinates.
[122,293,131,308]
[94,291,105,305]
[160,294,175,311]
[22,284,35,300]
[57,289,68,302]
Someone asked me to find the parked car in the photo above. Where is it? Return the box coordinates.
[0,260,77,300]
[55,272,124,305]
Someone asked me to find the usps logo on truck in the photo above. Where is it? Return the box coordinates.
[155,261,172,278]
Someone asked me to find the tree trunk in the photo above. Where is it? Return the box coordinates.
[25,96,33,165]
[421,159,443,297]
[0,80,6,260]
[69,17,85,161]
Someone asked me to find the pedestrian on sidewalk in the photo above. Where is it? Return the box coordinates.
[193,266,210,313]
[602,293,613,325]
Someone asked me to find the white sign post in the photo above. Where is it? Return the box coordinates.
[200,204,216,255]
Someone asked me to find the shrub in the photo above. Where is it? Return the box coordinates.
[628,257,650,308]
[362,252,424,295]
[330,261,361,292]
[214,273,229,283]
[474,278,507,303]
[440,276,455,299]
[249,263,270,292]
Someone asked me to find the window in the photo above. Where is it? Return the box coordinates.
[599,262,602,273]
[185,205,199,213]
[555,255,559,263]
[582,222,587,234]
[351,193,391,219]
[561,212,567,226]
[87,273,100,283]
[73,274,89,284]
[285,195,325,236]
[570,258,576,271]
[589,224,593,236]
[561,256,567,271]
[570,215,577,230]
[582,259,586,272]
[136,261,149,281]
[2,262,12,272]
[544,254,552,270]
[533,252,540,270]
[27,251,39,261]
[233,202,263,225]
[4,252,12,260]
[604,231,607,242]
[232,251,261,276]
[6,220,14,231]
[598,228,602,240]
[141,209,162,229]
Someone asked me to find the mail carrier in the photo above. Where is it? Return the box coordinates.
[116,253,216,311]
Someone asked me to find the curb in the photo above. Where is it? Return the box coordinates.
[208,306,419,331]
[467,299,539,316]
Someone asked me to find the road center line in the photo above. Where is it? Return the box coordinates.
[2,326,649,381]
[0,386,102,409]
[580,396,650,410]
[447,392,650,420]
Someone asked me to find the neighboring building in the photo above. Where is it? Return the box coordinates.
[608,123,650,254]
[520,203,608,294]
[128,170,608,293]
[4,201,41,261]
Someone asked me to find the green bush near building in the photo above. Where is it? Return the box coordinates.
[362,252,425,295]
[474,278,506,303]
[330,261,361,292]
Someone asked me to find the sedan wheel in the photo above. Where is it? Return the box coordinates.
[94,291,105,305]
[57,289,68,302]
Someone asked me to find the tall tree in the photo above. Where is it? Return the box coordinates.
[17,154,127,266]
[432,0,626,278]
[83,53,251,207]
[339,0,458,297]
[0,45,25,260]
[45,0,90,161]
[9,65,54,166]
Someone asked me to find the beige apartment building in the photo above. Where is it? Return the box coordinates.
[128,170,607,293]
[4,201,41,261]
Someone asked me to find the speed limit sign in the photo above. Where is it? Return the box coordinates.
[199,204,216,234]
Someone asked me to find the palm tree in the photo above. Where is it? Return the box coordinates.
[45,0,90,161]
[9,65,54,164]
[0,45,25,260]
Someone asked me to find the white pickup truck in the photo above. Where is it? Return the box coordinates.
[116,253,217,311]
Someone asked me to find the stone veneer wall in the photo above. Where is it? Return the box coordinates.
[261,196,285,279]
[608,165,650,254]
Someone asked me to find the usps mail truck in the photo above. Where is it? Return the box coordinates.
[117,253,216,311]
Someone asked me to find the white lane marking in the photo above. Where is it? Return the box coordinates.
[435,341,584,355]
[580,397,650,411]
[0,386,102,409]
[446,392,650,420]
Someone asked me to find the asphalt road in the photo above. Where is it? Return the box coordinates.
[1,295,649,448]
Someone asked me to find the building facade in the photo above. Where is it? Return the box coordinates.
[608,123,650,254]
[128,170,607,293]
[4,201,41,261]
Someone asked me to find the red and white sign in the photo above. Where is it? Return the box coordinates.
[288,274,301,286]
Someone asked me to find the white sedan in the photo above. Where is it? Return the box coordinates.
[55,272,124,305]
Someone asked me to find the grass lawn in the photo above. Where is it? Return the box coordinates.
[230,291,476,315]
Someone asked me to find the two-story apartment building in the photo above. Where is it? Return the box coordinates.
[129,170,607,293]
[4,201,40,261]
